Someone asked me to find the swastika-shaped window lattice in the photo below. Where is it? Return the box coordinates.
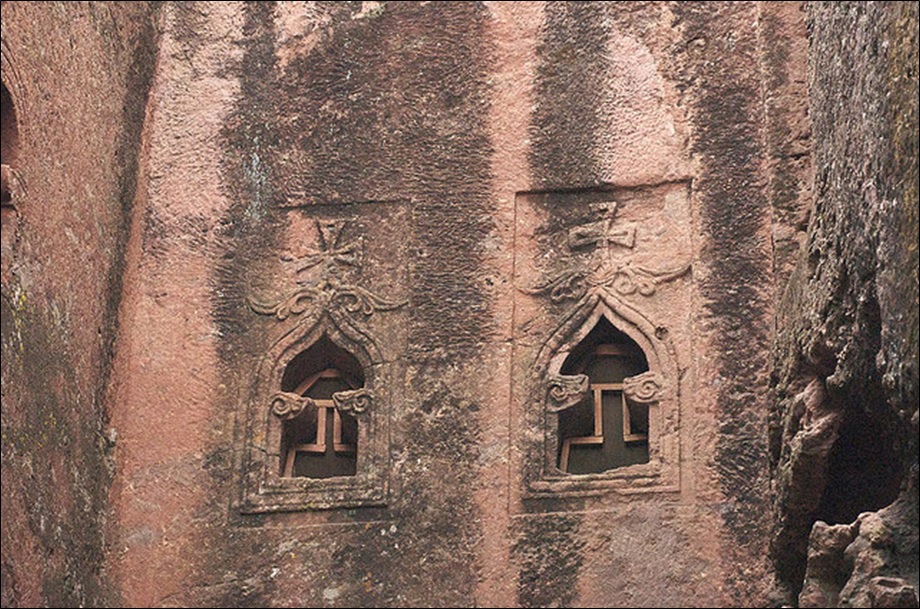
[279,335,363,479]
[558,318,650,474]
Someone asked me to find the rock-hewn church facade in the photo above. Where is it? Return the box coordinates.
[2,2,916,607]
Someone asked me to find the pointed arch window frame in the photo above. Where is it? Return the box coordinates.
[528,291,682,497]
[239,313,391,513]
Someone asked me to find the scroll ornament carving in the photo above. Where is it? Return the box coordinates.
[249,219,406,322]
[623,371,663,404]
[270,391,314,420]
[332,388,374,415]
[546,373,590,412]
[524,200,690,303]
[525,263,689,303]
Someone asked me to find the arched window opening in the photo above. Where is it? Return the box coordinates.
[558,317,650,474]
[280,335,364,479]
[1,81,21,280]
[1,82,19,207]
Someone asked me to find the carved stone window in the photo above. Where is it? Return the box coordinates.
[239,217,403,513]
[1,82,18,204]
[1,81,21,280]
[516,186,688,498]
[557,319,650,474]
[536,304,678,495]
[277,336,363,479]
[241,323,389,512]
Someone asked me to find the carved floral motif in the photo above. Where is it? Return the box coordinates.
[525,199,690,303]
[269,391,314,420]
[525,263,689,303]
[249,219,406,322]
[546,373,590,412]
[332,388,374,415]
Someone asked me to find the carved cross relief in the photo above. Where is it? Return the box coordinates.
[249,218,406,322]
[526,195,690,303]
[291,220,363,278]
[567,201,636,261]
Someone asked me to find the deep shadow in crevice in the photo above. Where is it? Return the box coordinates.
[816,294,903,526]
[815,380,904,526]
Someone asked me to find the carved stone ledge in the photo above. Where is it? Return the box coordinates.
[332,388,374,416]
[546,373,590,412]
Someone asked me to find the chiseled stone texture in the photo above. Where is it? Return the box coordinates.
[0,2,157,607]
[770,1,919,606]
[102,3,793,606]
[5,2,914,609]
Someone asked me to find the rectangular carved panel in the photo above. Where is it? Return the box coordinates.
[512,182,693,504]
[237,201,409,513]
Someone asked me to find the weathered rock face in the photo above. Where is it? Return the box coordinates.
[0,3,157,607]
[770,1,919,606]
[799,504,919,609]
[1,2,915,608]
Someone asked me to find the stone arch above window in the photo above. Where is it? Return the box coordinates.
[240,316,391,513]
[529,292,681,496]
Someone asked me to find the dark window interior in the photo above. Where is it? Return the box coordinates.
[559,317,650,474]
[2,82,19,208]
[280,335,362,479]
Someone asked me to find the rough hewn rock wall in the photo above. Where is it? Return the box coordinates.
[0,3,158,607]
[10,2,914,608]
[770,2,919,606]
[97,3,809,607]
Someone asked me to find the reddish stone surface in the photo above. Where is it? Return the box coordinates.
[770,3,919,606]
[103,3,785,606]
[0,2,156,606]
[1,2,915,608]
